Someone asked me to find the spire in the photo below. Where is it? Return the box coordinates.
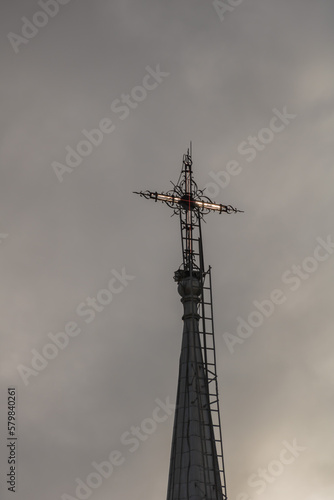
[134,148,242,500]
[166,273,224,500]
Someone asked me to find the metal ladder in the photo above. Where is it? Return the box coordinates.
[199,266,227,500]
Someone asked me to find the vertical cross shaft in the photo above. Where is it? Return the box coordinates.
[184,151,193,269]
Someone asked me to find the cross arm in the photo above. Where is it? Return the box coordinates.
[133,190,181,206]
[133,190,243,214]
[192,199,243,214]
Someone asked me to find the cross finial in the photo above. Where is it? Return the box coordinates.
[134,147,243,217]
[134,147,243,274]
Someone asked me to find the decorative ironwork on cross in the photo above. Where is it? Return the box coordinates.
[134,145,243,280]
[134,148,242,217]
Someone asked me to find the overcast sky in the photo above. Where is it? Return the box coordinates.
[1,1,334,499]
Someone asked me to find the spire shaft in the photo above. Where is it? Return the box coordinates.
[166,275,225,500]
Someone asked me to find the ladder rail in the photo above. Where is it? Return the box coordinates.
[199,266,228,500]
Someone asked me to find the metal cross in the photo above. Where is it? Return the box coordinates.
[134,145,243,279]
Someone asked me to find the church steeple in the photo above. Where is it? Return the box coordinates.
[134,147,242,499]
